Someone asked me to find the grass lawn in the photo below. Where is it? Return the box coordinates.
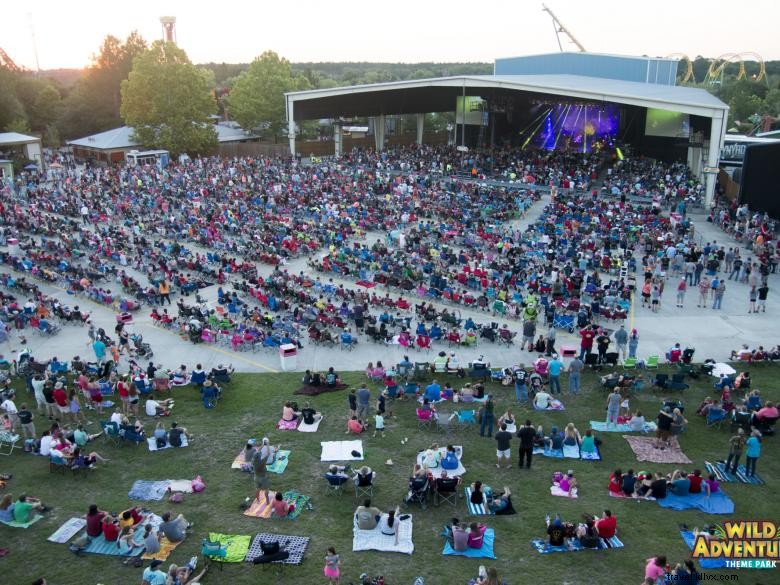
[0,365,776,585]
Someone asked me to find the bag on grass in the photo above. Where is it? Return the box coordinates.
[169,492,184,503]
[191,475,206,492]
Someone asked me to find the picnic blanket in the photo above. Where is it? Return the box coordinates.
[532,444,591,460]
[128,480,171,501]
[608,491,655,501]
[276,419,299,430]
[590,420,657,433]
[320,440,363,461]
[464,487,494,516]
[48,518,87,543]
[656,492,735,515]
[1,514,44,528]
[550,485,578,498]
[207,532,252,563]
[531,535,624,554]
[146,435,189,451]
[294,383,348,396]
[73,520,157,557]
[167,479,194,493]
[416,446,466,478]
[232,450,291,474]
[298,416,324,433]
[244,490,310,520]
[142,535,182,561]
[679,531,728,569]
[245,533,311,565]
[710,363,736,377]
[705,461,765,485]
[442,528,496,559]
[623,435,692,464]
[352,514,414,555]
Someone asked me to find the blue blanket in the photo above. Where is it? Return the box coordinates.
[73,528,146,556]
[443,528,496,559]
[656,492,734,515]
[532,444,600,460]
[705,461,764,485]
[531,535,624,554]
[128,480,171,501]
[679,531,727,569]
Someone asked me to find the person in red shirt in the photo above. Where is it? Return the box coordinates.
[756,402,779,421]
[687,469,704,494]
[52,383,69,419]
[595,509,617,539]
[102,516,120,541]
[85,504,107,537]
[579,325,596,362]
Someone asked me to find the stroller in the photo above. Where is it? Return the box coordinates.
[404,475,430,510]
[131,334,153,359]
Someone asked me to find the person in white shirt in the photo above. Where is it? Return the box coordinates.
[39,431,54,456]
[145,396,174,417]
[534,390,552,410]
[1,396,18,430]
[110,410,126,426]
[628,411,646,432]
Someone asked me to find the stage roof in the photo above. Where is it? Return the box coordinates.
[286,74,728,121]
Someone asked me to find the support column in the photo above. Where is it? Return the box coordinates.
[704,112,726,208]
[287,100,296,157]
[334,124,343,157]
[416,113,424,145]
[374,114,385,151]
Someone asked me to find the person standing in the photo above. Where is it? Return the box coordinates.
[713,280,725,310]
[613,325,628,361]
[757,283,769,313]
[694,260,704,285]
[547,355,563,395]
[745,430,762,477]
[494,423,512,469]
[729,255,742,280]
[513,366,528,403]
[479,395,495,437]
[676,278,687,308]
[697,276,710,308]
[578,325,596,362]
[606,388,621,428]
[567,356,583,395]
[748,286,758,313]
[356,384,371,423]
[516,419,535,469]
[725,429,746,474]
[158,279,171,306]
[323,546,340,585]
[545,327,556,356]
[628,329,639,359]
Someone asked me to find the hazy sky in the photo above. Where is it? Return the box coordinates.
[2,0,778,70]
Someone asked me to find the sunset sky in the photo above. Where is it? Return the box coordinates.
[2,0,778,70]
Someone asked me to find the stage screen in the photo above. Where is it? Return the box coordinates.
[456,96,487,126]
[740,143,780,218]
[645,108,690,138]
[530,103,619,152]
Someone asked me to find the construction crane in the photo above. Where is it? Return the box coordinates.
[0,47,21,72]
[542,3,586,53]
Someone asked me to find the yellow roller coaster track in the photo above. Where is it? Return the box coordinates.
[706,52,766,84]
[666,53,695,83]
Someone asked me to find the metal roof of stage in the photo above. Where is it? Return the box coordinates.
[286,74,728,121]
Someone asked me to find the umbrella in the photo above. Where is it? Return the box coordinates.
[24,163,38,170]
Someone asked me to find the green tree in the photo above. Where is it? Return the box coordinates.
[227,51,310,141]
[120,41,217,155]
[0,69,26,131]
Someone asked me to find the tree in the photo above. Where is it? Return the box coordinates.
[120,41,217,155]
[0,69,26,131]
[227,51,310,141]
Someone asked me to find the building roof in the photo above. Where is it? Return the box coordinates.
[0,132,41,146]
[68,124,257,150]
[286,74,728,120]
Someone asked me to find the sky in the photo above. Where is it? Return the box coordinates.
[2,0,778,70]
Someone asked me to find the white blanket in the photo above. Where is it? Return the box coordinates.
[352,514,414,554]
[416,446,466,478]
[298,416,324,433]
[711,362,736,377]
[147,435,189,451]
[320,440,364,461]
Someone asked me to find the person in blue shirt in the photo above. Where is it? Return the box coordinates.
[424,380,442,402]
[745,430,762,477]
[547,355,564,394]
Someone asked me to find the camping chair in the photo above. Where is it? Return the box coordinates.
[668,373,689,391]
[201,386,220,409]
[604,352,619,367]
[354,471,375,500]
[190,370,207,388]
[645,355,660,369]
[434,477,459,507]
[201,538,228,571]
[134,378,151,395]
[0,431,21,456]
[100,421,121,447]
[405,475,430,510]
[324,473,349,496]
[416,408,434,431]
[731,410,753,433]
[653,374,669,390]
[119,425,145,446]
[706,407,727,429]
[49,454,69,474]
[454,410,477,432]
[413,362,430,381]
[622,357,637,370]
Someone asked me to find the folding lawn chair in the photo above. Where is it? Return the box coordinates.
[645,355,660,369]
[324,473,349,496]
[100,421,121,447]
[706,407,727,429]
[354,471,375,500]
[0,431,21,456]
[434,476,459,507]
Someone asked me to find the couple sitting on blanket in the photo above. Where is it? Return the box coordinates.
[421,444,459,470]
[545,513,599,550]
[551,470,578,496]
[470,481,514,515]
[0,493,48,524]
[446,517,488,552]
[83,504,144,550]
[355,502,407,546]
[152,421,189,448]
